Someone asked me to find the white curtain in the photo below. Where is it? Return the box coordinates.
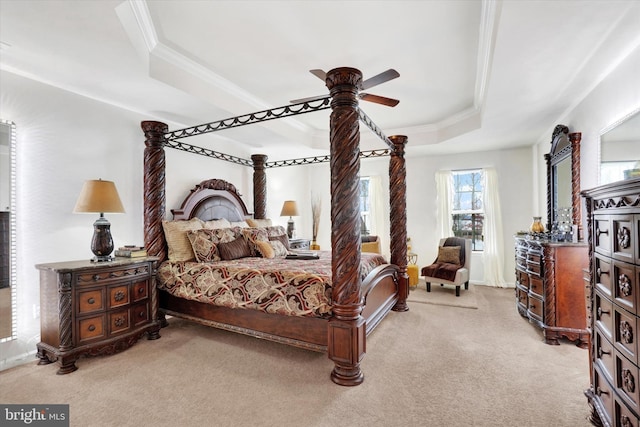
[482,167,507,287]
[435,170,453,239]
[369,175,390,260]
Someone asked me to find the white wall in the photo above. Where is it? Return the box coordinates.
[534,45,640,220]
[0,70,249,368]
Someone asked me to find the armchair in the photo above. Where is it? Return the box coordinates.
[421,237,471,297]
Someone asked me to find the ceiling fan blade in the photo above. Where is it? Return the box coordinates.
[361,69,400,90]
[290,94,330,104]
[359,93,400,107]
[309,69,327,81]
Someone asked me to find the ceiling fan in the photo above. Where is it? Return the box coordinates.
[291,68,400,107]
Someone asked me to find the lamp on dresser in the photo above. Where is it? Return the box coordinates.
[280,200,299,239]
[73,179,125,262]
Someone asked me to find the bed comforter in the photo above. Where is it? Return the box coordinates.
[157,251,386,318]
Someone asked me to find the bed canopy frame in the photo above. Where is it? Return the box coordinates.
[142,67,409,386]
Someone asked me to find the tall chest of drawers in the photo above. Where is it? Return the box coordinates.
[515,236,589,346]
[583,177,640,426]
[36,257,161,374]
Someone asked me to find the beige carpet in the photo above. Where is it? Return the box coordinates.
[0,287,591,427]
[408,279,478,309]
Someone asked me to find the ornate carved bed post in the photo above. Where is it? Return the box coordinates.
[569,132,582,240]
[326,67,365,386]
[389,135,409,312]
[141,121,168,262]
[251,154,268,219]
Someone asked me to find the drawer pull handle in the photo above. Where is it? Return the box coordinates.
[596,387,609,396]
[622,369,636,393]
[92,274,100,281]
[597,347,611,358]
[88,325,96,332]
[138,311,145,318]
[621,321,634,344]
[138,287,145,294]
[597,268,609,277]
[87,297,95,305]
[596,228,609,237]
[617,227,631,249]
[619,274,632,297]
[597,307,610,318]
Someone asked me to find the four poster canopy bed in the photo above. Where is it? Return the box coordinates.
[142,67,409,386]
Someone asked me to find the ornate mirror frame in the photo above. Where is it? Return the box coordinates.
[545,124,582,240]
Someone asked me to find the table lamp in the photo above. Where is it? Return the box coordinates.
[280,200,299,239]
[73,179,125,262]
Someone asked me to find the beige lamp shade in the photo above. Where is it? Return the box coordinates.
[73,179,125,214]
[280,200,299,217]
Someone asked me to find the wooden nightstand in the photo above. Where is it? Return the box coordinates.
[289,238,310,250]
[35,257,161,374]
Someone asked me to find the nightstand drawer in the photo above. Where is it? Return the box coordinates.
[78,289,104,314]
[132,280,149,302]
[78,315,106,342]
[109,309,130,334]
[109,285,130,308]
[132,302,150,326]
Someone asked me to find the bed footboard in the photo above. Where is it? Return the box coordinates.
[361,264,399,334]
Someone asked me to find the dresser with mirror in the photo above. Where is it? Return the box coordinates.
[515,125,589,347]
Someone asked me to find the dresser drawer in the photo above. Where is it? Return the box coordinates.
[615,396,640,427]
[594,364,614,426]
[615,351,640,415]
[595,292,614,341]
[77,315,106,343]
[595,216,612,257]
[613,260,637,315]
[595,326,615,384]
[516,269,529,288]
[77,289,104,314]
[528,295,543,320]
[595,254,613,298]
[516,287,528,309]
[615,306,638,361]
[529,276,543,298]
[613,215,635,264]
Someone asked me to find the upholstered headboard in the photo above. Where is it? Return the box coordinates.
[171,179,251,222]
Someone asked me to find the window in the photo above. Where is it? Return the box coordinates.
[452,170,484,251]
[359,177,371,235]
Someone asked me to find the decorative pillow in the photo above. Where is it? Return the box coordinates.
[270,240,288,257]
[217,237,253,261]
[162,218,205,262]
[187,227,241,262]
[241,227,269,256]
[436,246,461,265]
[255,241,275,259]
[246,218,272,228]
[203,218,232,229]
[230,221,250,228]
[269,233,290,251]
